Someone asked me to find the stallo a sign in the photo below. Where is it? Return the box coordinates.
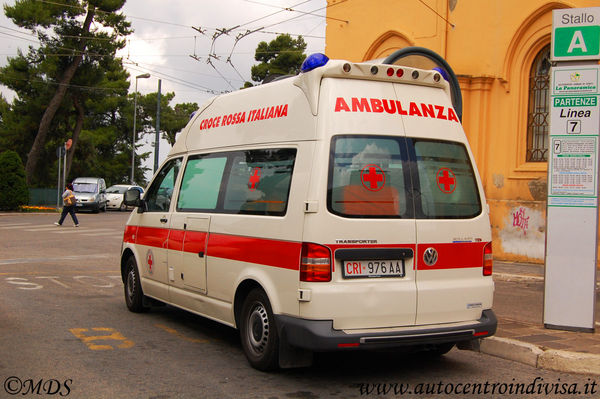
[552,7,600,61]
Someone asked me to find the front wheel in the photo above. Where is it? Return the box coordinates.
[124,256,148,313]
[239,288,279,371]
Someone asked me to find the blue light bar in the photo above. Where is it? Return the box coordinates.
[432,67,450,82]
[301,53,329,73]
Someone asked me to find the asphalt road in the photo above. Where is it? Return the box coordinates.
[1,212,598,399]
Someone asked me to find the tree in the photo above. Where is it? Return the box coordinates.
[136,91,197,146]
[2,0,131,185]
[246,34,307,86]
[0,150,29,210]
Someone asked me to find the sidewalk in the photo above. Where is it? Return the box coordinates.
[480,261,600,375]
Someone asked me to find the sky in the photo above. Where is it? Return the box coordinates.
[0,0,327,181]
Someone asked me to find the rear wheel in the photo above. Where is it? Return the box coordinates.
[239,288,279,371]
[124,256,148,313]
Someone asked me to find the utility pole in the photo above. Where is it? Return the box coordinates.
[154,79,162,173]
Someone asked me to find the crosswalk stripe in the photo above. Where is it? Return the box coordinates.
[0,223,34,229]
[81,231,122,237]
[0,222,33,227]
[53,228,118,234]
[25,227,68,231]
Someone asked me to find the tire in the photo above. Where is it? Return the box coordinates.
[124,256,148,313]
[239,288,279,371]
[119,201,127,211]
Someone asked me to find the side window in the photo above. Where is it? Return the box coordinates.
[145,158,182,212]
[177,156,227,211]
[223,149,296,216]
[413,140,481,218]
[174,149,296,216]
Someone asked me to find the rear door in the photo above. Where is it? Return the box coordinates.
[303,78,418,330]
[395,85,493,325]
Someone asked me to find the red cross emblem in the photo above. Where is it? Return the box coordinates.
[436,168,456,193]
[248,168,261,191]
[360,164,386,192]
[146,250,154,274]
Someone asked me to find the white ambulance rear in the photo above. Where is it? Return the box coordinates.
[120,54,496,371]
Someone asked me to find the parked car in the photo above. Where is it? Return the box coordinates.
[72,177,107,213]
[106,185,144,211]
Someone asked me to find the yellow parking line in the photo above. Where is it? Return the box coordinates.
[70,327,134,350]
[155,324,208,343]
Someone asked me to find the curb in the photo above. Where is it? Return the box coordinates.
[479,336,600,375]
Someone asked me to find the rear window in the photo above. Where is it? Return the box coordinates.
[414,140,481,218]
[328,137,409,218]
[327,136,481,219]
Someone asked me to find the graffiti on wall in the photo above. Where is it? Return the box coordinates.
[498,205,545,261]
[512,207,530,235]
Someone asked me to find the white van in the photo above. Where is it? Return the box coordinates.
[72,177,107,213]
[120,54,496,370]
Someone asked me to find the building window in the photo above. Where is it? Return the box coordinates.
[526,45,551,162]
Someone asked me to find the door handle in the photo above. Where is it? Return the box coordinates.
[160,217,168,224]
[198,251,204,258]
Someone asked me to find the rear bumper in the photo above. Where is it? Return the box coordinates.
[275,309,497,352]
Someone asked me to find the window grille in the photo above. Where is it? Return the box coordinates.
[526,45,551,162]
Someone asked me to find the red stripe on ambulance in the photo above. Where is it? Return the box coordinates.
[126,226,487,272]
[416,242,489,270]
[334,97,459,123]
[207,233,301,270]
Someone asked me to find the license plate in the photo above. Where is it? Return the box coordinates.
[342,260,405,278]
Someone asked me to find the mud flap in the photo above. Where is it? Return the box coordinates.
[456,338,481,351]
[278,328,313,368]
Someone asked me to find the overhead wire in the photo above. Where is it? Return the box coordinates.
[4,0,332,97]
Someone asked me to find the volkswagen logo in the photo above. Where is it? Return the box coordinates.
[423,247,438,266]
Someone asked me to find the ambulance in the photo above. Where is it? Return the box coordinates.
[120,53,497,370]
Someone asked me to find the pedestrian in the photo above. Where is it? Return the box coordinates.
[55,183,79,227]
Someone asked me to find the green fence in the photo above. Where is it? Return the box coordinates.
[29,188,60,206]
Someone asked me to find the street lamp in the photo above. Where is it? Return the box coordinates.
[131,73,150,184]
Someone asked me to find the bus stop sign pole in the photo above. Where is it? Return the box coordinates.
[544,7,600,332]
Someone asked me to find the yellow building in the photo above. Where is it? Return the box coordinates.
[325,0,600,263]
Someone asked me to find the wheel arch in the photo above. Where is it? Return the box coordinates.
[233,279,268,329]
[121,247,137,283]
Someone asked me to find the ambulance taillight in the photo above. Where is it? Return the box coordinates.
[483,242,493,276]
[300,243,332,282]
